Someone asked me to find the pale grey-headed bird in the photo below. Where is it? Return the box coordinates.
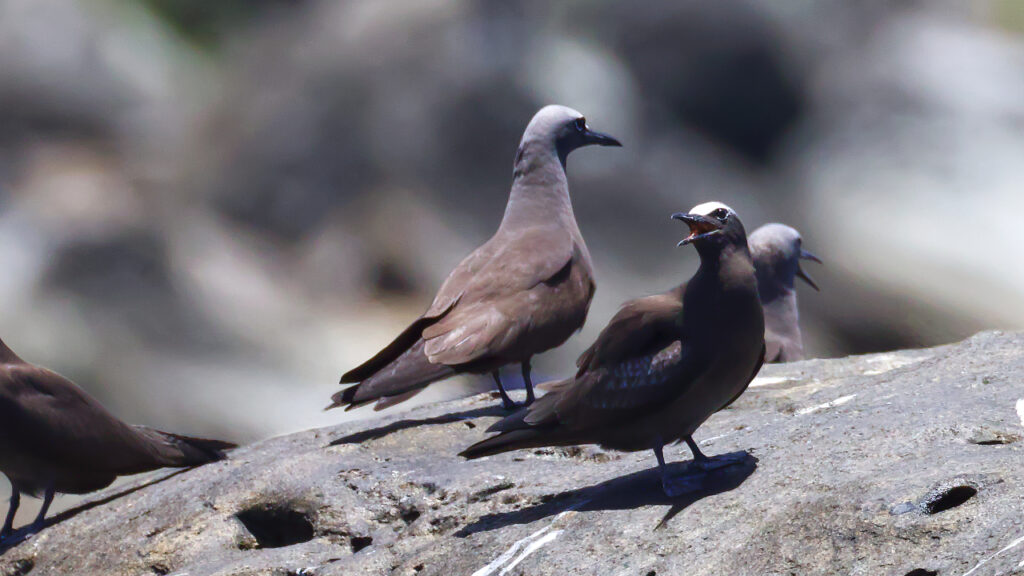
[461,202,765,497]
[747,223,821,363]
[0,337,235,543]
[329,105,621,412]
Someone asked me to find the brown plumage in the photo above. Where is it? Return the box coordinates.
[329,105,621,411]
[462,202,765,497]
[0,338,235,541]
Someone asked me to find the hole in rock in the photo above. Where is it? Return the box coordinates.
[972,435,1018,445]
[904,570,937,576]
[925,485,977,514]
[401,507,421,524]
[7,559,33,576]
[235,504,315,549]
[351,535,373,553]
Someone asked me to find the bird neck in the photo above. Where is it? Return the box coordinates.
[503,144,576,230]
[756,275,796,304]
[764,291,799,324]
[754,260,797,303]
[693,242,757,292]
[0,337,23,364]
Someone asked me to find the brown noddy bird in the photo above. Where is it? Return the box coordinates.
[328,105,621,412]
[460,202,765,496]
[748,223,821,363]
[0,337,235,542]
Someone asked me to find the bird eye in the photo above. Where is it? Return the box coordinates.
[574,117,587,132]
[712,208,729,220]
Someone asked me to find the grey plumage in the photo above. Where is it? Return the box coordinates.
[748,223,821,363]
[330,105,621,412]
[462,202,765,497]
[0,337,235,543]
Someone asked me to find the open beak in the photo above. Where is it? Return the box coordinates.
[796,248,822,291]
[800,248,822,264]
[672,212,723,246]
[583,128,622,147]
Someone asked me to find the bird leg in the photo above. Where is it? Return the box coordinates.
[521,361,536,405]
[1,488,19,541]
[491,371,517,410]
[653,441,701,497]
[684,435,709,463]
[685,435,746,471]
[25,483,54,537]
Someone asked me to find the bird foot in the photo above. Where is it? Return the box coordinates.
[499,396,534,411]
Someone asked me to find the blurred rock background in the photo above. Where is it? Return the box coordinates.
[1,0,1023,452]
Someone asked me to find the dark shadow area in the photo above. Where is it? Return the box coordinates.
[456,451,757,536]
[236,504,315,549]
[924,484,977,515]
[0,468,191,556]
[328,405,506,446]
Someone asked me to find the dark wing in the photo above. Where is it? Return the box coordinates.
[421,225,584,366]
[0,365,198,474]
[575,292,683,375]
[494,293,694,434]
[464,335,706,458]
[549,338,706,432]
[717,341,766,412]
[339,301,457,384]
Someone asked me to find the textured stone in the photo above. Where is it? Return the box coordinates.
[2,332,1023,575]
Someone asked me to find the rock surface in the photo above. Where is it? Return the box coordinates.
[2,332,1024,576]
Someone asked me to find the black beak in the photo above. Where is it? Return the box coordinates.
[583,128,622,147]
[672,212,723,246]
[800,248,822,264]
[796,248,821,291]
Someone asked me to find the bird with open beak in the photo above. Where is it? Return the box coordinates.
[461,202,765,497]
[748,223,822,362]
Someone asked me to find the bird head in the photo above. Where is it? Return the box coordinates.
[748,223,822,291]
[672,202,746,251]
[519,105,621,167]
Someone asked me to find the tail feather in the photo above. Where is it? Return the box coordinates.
[460,429,548,459]
[134,426,236,468]
[373,389,424,411]
[341,316,439,383]
[328,339,455,411]
[464,381,572,458]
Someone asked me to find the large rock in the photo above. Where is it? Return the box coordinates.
[2,332,1023,575]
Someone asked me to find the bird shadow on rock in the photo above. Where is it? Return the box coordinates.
[0,468,190,556]
[328,405,508,447]
[456,451,757,536]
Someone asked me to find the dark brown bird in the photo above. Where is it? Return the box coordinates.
[329,105,622,412]
[0,337,235,543]
[748,223,821,362]
[461,202,765,496]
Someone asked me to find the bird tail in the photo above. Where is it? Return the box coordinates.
[461,381,568,458]
[134,427,237,468]
[327,338,454,411]
[459,429,548,459]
